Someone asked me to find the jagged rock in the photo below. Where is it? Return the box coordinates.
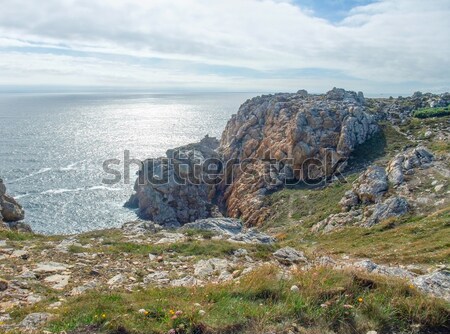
[143,271,170,285]
[34,262,68,273]
[273,247,307,265]
[312,209,362,233]
[229,229,275,244]
[386,146,434,187]
[2,221,32,232]
[107,274,126,286]
[19,313,52,328]
[70,281,98,296]
[155,232,186,244]
[353,259,378,272]
[365,197,409,227]
[128,89,378,227]
[373,265,415,279]
[413,270,450,301]
[181,218,243,236]
[44,274,70,290]
[127,136,220,227]
[351,166,388,204]
[121,220,163,234]
[219,89,378,226]
[194,258,229,277]
[170,276,199,287]
[0,179,25,222]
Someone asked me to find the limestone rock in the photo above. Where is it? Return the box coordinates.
[0,178,25,222]
[127,136,220,227]
[194,258,229,278]
[413,270,450,301]
[273,247,307,265]
[181,218,243,236]
[19,313,52,328]
[143,271,170,285]
[351,166,388,204]
[121,220,163,234]
[170,276,200,287]
[34,262,68,273]
[44,274,70,290]
[366,197,409,227]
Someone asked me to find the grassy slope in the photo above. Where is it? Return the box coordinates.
[12,266,449,334]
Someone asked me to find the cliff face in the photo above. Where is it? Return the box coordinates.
[218,88,378,225]
[0,178,25,223]
[127,88,380,227]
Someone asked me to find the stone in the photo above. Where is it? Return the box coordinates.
[273,247,307,265]
[181,218,243,236]
[290,285,300,293]
[435,184,444,192]
[353,259,378,272]
[366,331,378,334]
[34,262,68,273]
[155,232,186,244]
[413,270,450,301]
[352,166,388,204]
[17,271,37,279]
[170,276,199,287]
[229,229,275,244]
[0,278,8,291]
[121,220,163,234]
[0,194,25,222]
[0,240,6,247]
[44,274,70,290]
[70,281,98,296]
[143,271,170,285]
[366,197,409,227]
[10,249,29,259]
[19,313,52,328]
[194,258,229,277]
[107,273,126,286]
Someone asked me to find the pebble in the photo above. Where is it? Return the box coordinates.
[290,285,300,293]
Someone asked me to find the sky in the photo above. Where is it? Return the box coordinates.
[0,0,449,95]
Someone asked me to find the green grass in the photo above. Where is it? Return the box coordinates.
[314,206,450,265]
[413,106,450,119]
[39,266,449,334]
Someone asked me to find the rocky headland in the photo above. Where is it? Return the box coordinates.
[1,88,449,334]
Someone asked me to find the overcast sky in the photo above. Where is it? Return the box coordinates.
[0,0,449,95]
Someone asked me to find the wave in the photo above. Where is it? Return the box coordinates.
[9,167,52,183]
[40,185,122,196]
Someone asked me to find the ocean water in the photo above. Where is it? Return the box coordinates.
[0,92,257,234]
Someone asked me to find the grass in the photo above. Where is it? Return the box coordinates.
[313,206,450,265]
[73,239,276,261]
[413,106,450,119]
[36,265,450,334]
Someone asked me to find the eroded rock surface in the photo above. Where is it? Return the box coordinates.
[0,178,25,223]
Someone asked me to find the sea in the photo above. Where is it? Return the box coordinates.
[0,92,257,234]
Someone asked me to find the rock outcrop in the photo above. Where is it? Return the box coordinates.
[127,88,379,227]
[126,136,220,228]
[0,178,25,224]
[218,88,378,225]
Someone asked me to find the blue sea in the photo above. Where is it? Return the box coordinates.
[0,92,256,234]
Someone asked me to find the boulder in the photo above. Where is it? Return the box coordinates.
[181,218,243,236]
[351,166,388,204]
[413,270,450,301]
[19,313,52,328]
[194,258,229,277]
[0,179,25,222]
[365,197,409,227]
[273,247,308,265]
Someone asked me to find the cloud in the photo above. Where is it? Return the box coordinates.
[0,0,448,93]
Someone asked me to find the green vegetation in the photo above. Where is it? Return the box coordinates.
[314,206,450,265]
[413,106,450,119]
[33,266,449,334]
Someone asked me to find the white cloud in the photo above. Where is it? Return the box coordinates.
[0,0,448,93]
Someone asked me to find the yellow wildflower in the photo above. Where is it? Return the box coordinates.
[102,314,106,319]
[358,298,363,303]
[169,309,175,315]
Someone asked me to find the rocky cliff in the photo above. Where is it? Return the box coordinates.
[128,88,380,227]
[0,178,25,224]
